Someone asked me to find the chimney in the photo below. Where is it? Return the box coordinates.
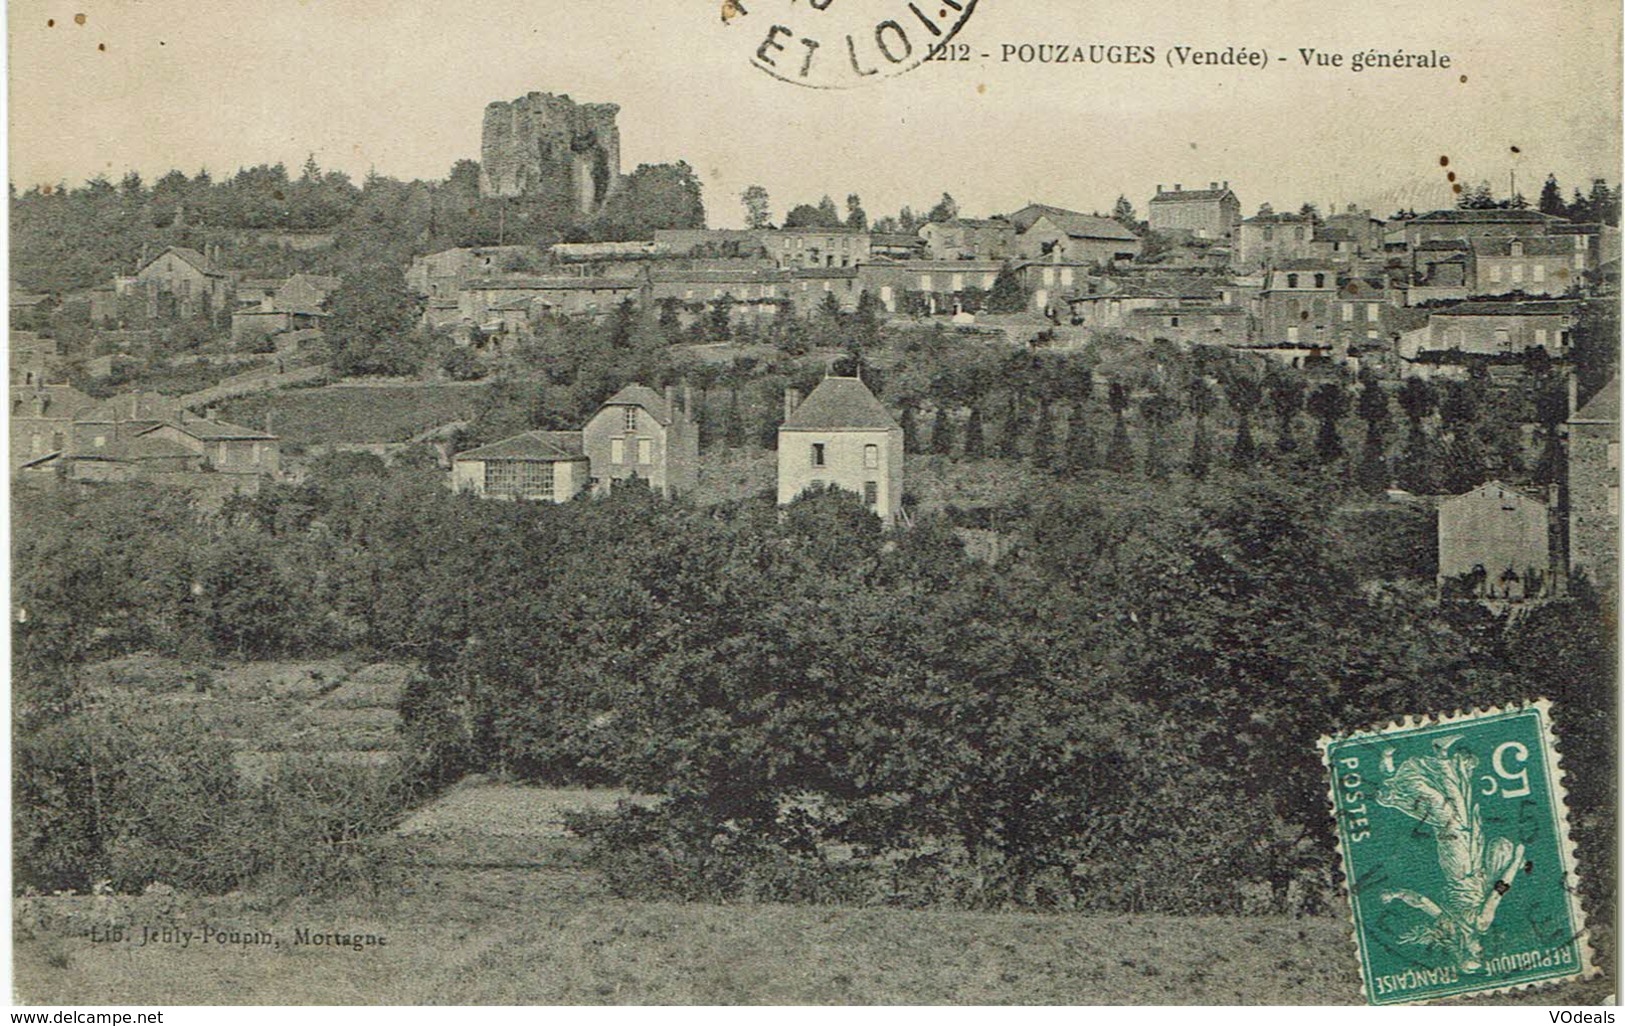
[1222,180,1229,189]
[1174,183,1182,192]
[665,383,676,420]
[682,379,694,420]
[1210,181,1218,191]
[784,387,802,421]
[1156,183,1164,193]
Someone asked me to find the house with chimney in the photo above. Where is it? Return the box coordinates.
[451,382,699,502]
[778,376,903,525]
[918,217,1018,261]
[581,383,699,498]
[1235,208,1320,269]
[1148,182,1242,241]
[11,383,96,473]
[122,245,231,319]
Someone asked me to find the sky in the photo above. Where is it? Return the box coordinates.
[7,0,1622,227]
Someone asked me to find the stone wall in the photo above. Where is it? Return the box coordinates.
[479,92,622,214]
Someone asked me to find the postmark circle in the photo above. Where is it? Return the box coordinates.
[731,0,980,89]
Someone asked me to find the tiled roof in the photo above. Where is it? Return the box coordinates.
[1415,239,1470,251]
[1572,377,1619,423]
[1443,479,1547,507]
[77,392,184,424]
[1431,300,1581,317]
[781,376,897,431]
[1241,211,1316,224]
[12,384,96,419]
[601,383,674,425]
[453,430,587,462]
[1273,259,1338,271]
[934,218,1012,231]
[140,246,225,277]
[1014,204,1139,241]
[1471,236,1577,257]
[1412,209,1560,224]
[651,269,789,284]
[1150,188,1235,203]
[464,276,637,291]
[152,414,277,441]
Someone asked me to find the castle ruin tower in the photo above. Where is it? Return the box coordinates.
[478,92,622,215]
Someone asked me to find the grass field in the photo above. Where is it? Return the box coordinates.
[13,781,1613,1006]
[220,384,486,447]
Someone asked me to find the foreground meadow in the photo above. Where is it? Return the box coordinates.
[14,782,1612,1006]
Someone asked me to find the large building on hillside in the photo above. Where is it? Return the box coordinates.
[777,376,904,525]
[1148,183,1242,240]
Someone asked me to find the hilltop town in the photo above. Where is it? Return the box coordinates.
[12,91,1620,599]
[11,91,1619,1004]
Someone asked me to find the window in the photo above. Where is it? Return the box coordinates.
[1287,326,1300,342]
[1293,228,1304,241]
[1287,274,1299,288]
[1495,327,1512,350]
[811,442,827,467]
[919,274,933,291]
[611,438,625,465]
[864,444,879,469]
[1533,264,1546,283]
[1535,328,1548,348]
[637,438,652,465]
[94,435,106,448]
[1313,274,1326,288]
[485,459,554,500]
[1170,316,1181,327]
[864,481,878,506]
[1490,265,1504,283]
[1512,265,1524,283]
[1263,227,1275,241]
[1366,303,1380,322]
[1342,303,1354,322]
[623,407,638,432]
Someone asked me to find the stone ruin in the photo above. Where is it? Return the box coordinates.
[478,92,622,215]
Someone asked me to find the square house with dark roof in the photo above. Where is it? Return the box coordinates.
[582,383,698,498]
[778,376,903,525]
[450,431,591,503]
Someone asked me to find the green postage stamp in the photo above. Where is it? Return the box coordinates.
[1320,700,1595,1004]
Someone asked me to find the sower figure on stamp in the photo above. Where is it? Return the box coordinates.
[1375,735,1525,974]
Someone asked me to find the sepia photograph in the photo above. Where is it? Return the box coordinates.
[6,0,1621,1008]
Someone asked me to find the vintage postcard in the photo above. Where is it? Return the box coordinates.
[7,0,1620,1009]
